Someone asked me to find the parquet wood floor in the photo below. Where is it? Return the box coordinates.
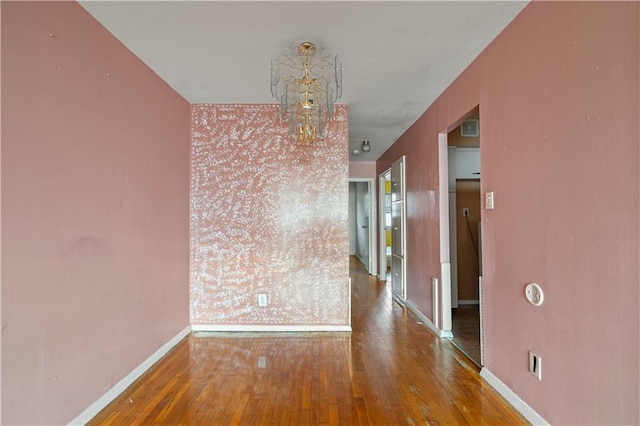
[88,257,528,425]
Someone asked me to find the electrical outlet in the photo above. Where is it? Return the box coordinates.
[257,294,268,307]
[463,208,469,217]
[529,351,542,380]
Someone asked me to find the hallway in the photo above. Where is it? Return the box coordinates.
[89,258,527,424]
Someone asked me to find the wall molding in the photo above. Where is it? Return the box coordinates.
[480,367,549,426]
[69,325,192,425]
[405,299,453,338]
[191,324,352,332]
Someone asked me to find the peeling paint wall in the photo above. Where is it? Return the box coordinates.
[190,104,350,327]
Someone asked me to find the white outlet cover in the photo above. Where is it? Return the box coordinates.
[257,294,268,307]
[525,283,544,306]
[485,192,494,209]
[257,356,266,368]
[529,351,542,380]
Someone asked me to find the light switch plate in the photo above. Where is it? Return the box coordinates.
[485,192,494,209]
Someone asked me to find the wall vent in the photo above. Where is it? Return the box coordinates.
[461,118,479,137]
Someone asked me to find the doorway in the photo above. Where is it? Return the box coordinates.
[348,179,377,276]
[390,157,406,301]
[442,110,483,366]
[378,170,392,281]
[377,158,406,302]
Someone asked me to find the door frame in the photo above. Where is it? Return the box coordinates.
[349,178,377,276]
[439,107,484,364]
[390,156,407,302]
[438,133,453,332]
[378,169,391,281]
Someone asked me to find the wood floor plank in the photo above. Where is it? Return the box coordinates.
[88,257,528,425]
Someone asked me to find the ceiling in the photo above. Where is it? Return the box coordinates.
[79,1,528,161]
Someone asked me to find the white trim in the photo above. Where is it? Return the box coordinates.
[439,134,455,324]
[355,253,368,268]
[479,276,485,366]
[438,134,451,262]
[432,277,439,329]
[69,325,192,425]
[448,193,459,308]
[191,324,352,332]
[378,170,391,281]
[405,300,453,338]
[480,368,549,426]
[348,277,352,328]
[392,292,405,306]
[440,263,452,331]
[399,157,407,302]
[458,299,480,305]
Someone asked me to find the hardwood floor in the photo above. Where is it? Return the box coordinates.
[451,306,481,366]
[89,257,527,425]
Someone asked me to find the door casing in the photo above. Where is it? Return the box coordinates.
[349,178,377,276]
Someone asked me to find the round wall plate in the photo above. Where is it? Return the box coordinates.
[525,282,544,306]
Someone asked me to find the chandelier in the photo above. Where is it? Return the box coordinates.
[270,42,343,144]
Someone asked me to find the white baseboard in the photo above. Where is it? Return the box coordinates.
[191,324,352,332]
[405,300,453,338]
[391,292,405,307]
[69,325,192,425]
[480,367,549,426]
[355,253,368,270]
[458,299,480,305]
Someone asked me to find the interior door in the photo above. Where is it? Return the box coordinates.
[349,183,356,255]
[355,182,370,271]
[390,156,406,301]
[379,171,392,281]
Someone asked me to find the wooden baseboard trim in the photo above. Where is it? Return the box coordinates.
[69,325,192,425]
[405,300,453,338]
[191,324,352,332]
[480,367,549,425]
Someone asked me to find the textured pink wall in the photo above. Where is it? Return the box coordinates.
[349,161,377,179]
[190,104,349,327]
[378,2,639,424]
[1,2,190,424]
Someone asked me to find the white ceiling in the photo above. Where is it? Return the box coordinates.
[79,1,528,161]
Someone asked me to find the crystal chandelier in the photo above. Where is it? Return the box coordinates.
[270,42,343,144]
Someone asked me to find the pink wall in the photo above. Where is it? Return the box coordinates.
[349,161,377,179]
[378,2,639,424]
[190,104,350,327]
[1,2,190,424]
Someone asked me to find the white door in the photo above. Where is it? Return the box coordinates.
[355,182,370,270]
[349,183,356,255]
[378,171,392,280]
[390,156,406,301]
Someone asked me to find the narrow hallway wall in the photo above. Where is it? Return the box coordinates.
[377,2,639,424]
